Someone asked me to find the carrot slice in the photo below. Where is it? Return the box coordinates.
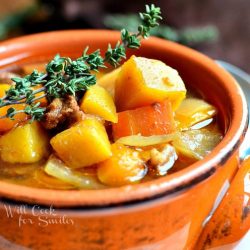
[112,100,175,140]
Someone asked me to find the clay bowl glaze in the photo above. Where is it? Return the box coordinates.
[0,30,248,250]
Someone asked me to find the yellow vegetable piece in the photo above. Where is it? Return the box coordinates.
[0,83,10,97]
[0,122,49,163]
[50,118,112,168]
[97,67,121,96]
[97,143,146,186]
[92,69,110,81]
[116,134,177,147]
[115,56,186,111]
[175,98,217,130]
[172,129,222,160]
[80,85,118,123]
[44,155,104,189]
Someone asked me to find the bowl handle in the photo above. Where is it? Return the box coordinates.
[195,156,250,249]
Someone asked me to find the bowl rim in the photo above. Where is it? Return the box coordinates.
[0,30,248,207]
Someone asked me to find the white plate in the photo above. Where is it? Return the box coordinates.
[216,60,250,159]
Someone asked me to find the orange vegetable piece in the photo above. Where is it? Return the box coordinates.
[112,100,176,140]
[97,143,146,186]
[0,84,27,133]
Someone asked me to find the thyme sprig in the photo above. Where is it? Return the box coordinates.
[0,4,162,122]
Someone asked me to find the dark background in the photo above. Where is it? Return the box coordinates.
[0,0,249,73]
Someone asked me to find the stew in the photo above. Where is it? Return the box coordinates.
[0,55,222,189]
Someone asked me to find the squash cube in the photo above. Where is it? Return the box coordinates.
[80,85,118,123]
[97,143,146,186]
[0,122,49,163]
[97,67,121,96]
[115,55,186,111]
[50,118,112,168]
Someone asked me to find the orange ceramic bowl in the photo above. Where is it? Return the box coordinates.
[0,30,248,250]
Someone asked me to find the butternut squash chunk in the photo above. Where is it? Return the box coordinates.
[97,143,146,186]
[80,85,118,123]
[50,118,112,168]
[115,56,186,111]
[0,122,49,163]
[97,67,121,96]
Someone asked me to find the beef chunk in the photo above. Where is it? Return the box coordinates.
[42,95,84,130]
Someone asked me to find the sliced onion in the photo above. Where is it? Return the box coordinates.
[172,129,222,160]
[34,169,74,190]
[175,98,217,130]
[44,155,105,189]
[190,118,213,130]
[116,134,177,147]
